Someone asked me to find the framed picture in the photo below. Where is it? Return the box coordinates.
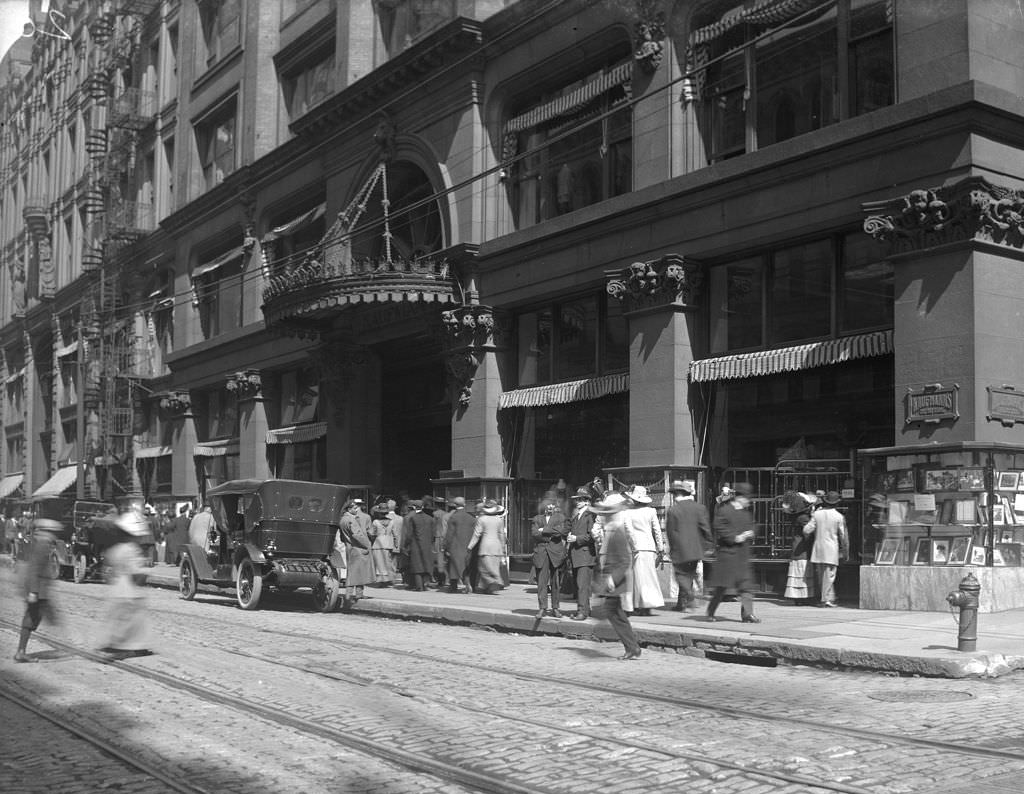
[930,539,950,565]
[998,471,1020,491]
[947,537,971,565]
[992,504,1006,525]
[992,546,1007,566]
[959,469,986,491]
[995,543,1022,567]
[912,537,931,565]
[887,500,910,525]
[969,545,988,565]
[875,538,900,565]
[895,469,915,492]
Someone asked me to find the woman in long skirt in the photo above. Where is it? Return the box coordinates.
[99,511,151,658]
[782,491,817,604]
[369,502,398,585]
[621,485,665,615]
[467,500,507,593]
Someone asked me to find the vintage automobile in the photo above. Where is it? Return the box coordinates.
[70,506,142,583]
[178,478,367,611]
[28,497,118,581]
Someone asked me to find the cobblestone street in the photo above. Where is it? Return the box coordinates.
[2,571,1023,793]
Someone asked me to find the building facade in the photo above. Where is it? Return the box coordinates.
[2,0,1023,600]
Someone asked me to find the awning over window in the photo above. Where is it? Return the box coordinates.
[689,0,827,46]
[0,473,24,498]
[504,61,633,135]
[266,421,327,445]
[55,340,79,358]
[32,465,77,498]
[498,373,629,410]
[192,246,244,279]
[135,445,172,459]
[193,441,239,457]
[688,330,893,383]
[262,204,326,243]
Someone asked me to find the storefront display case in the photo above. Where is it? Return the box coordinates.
[859,442,1024,612]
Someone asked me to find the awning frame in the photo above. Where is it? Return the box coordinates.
[498,372,629,410]
[32,465,78,498]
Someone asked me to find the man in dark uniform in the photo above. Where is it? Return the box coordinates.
[706,482,760,623]
[566,487,598,620]
[531,499,568,618]
[663,479,713,612]
[401,500,436,591]
[443,496,476,594]
[14,519,61,662]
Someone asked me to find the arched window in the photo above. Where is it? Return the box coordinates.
[350,161,444,261]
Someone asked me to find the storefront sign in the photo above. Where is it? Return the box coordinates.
[988,384,1024,427]
[905,383,959,424]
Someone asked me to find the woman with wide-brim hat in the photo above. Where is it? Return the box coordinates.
[590,493,642,660]
[98,509,153,659]
[621,484,665,616]
[467,499,508,593]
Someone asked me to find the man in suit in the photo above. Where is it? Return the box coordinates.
[706,482,760,624]
[531,499,568,618]
[663,479,712,612]
[803,490,849,607]
[401,500,436,591]
[566,487,598,620]
[443,496,477,594]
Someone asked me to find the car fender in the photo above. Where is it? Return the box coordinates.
[180,545,216,581]
[232,542,267,572]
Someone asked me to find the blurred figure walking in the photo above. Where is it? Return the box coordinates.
[591,494,641,660]
[468,499,507,594]
[14,519,61,662]
[663,479,712,612]
[98,510,152,659]
[706,482,760,624]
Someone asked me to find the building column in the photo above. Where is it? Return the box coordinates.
[606,255,705,468]
[164,392,199,500]
[862,176,1024,446]
[230,370,271,481]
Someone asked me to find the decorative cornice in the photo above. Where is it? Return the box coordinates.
[633,1,666,75]
[438,305,511,410]
[157,390,191,417]
[225,369,262,400]
[606,254,704,312]
[862,176,1024,254]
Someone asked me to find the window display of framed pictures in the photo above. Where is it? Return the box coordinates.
[930,539,950,564]
[994,543,1022,567]
[997,471,1020,490]
[875,538,899,565]
[959,469,986,491]
[912,537,931,565]
[947,537,971,566]
[969,545,987,565]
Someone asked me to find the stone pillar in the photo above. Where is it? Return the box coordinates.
[442,306,512,478]
[862,176,1024,446]
[606,255,705,468]
[164,392,199,499]
[230,370,271,481]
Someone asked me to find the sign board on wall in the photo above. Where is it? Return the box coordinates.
[988,384,1024,427]
[905,383,959,425]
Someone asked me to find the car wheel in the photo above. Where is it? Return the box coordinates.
[48,550,62,580]
[236,558,263,610]
[73,553,88,583]
[312,569,340,613]
[179,557,198,601]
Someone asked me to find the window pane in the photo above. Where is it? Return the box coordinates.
[517,310,552,386]
[603,297,628,373]
[841,232,892,332]
[770,240,832,343]
[726,258,763,350]
[555,296,598,380]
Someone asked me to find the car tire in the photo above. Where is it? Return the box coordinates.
[73,553,88,583]
[236,558,263,610]
[48,549,62,580]
[179,557,198,601]
[312,569,341,613]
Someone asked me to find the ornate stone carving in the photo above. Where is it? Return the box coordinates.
[11,262,26,316]
[158,390,191,417]
[862,176,1024,253]
[37,236,55,299]
[444,351,480,408]
[633,2,666,75]
[438,305,510,410]
[606,254,703,310]
[226,369,262,400]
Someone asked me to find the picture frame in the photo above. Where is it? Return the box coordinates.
[969,545,988,565]
[895,469,915,492]
[947,536,971,566]
[887,500,910,525]
[930,539,950,565]
[992,546,1007,566]
[997,471,1020,491]
[995,543,1022,567]
[923,469,956,492]
[912,537,931,565]
[991,504,1006,525]
[959,469,986,491]
[875,538,900,565]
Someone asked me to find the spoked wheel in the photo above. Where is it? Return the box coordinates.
[236,558,263,610]
[48,550,62,580]
[179,557,198,600]
[312,568,341,613]
[73,553,88,583]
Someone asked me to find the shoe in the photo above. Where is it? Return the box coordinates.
[13,652,36,663]
[821,601,838,608]
[550,609,563,618]
[705,614,718,622]
[571,612,589,621]
[634,608,651,617]
[619,650,642,661]
[742,615,761,624]
[535,609,546,619]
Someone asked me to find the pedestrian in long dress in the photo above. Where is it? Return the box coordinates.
[706,482,760,623]
[802,491,849,607]
[590,493,642,660]
[621,485,665,615]
[402,500,436,591]
[443,497,476,593]
[387,499,404,579]
[13,520,61,662]
[467,499,507,593]
[369,502,398,585]
[98,510,152,659]
[663,479,713,612]
[339,499,374,609]
[781,491,817,605]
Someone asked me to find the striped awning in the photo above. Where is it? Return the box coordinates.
[55,340,79,358]
[32,465,77,498]
[266,421,327,445]
[135,445,172,459]
[193,442,239,457]
[0,473,24,498]
[262,204,326,243]
[192,246,244,279]
[689,0,827,45]
[498,373,629,410]
[689,330,893,383]
[504,61,632,135]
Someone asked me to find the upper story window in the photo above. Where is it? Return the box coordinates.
[517,291,627,388]
[708,230,892,354]
[197,0,241,71]
[687,0,894,163]
[194,98,236,192]
[504,45,633,231]
[193,244,244,339]
[282,49,334,120]
[196,386,239,441]
[262,200,325,275]
[376,0,456,58]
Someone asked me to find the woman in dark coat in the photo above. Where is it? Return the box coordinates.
[443,497,477,594]
[401,500,436,591]
[706,482,760,623]
[338,500,374,610]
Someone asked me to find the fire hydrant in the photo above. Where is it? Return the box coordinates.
[946,572,981,652]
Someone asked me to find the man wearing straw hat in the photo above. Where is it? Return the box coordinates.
[664,479,712,612]
[590,493,642,660]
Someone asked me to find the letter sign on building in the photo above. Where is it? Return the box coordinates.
[987,384,1024,427]
[905,383,959,425]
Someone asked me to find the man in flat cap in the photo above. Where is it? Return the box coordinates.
[663,479,712,612]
